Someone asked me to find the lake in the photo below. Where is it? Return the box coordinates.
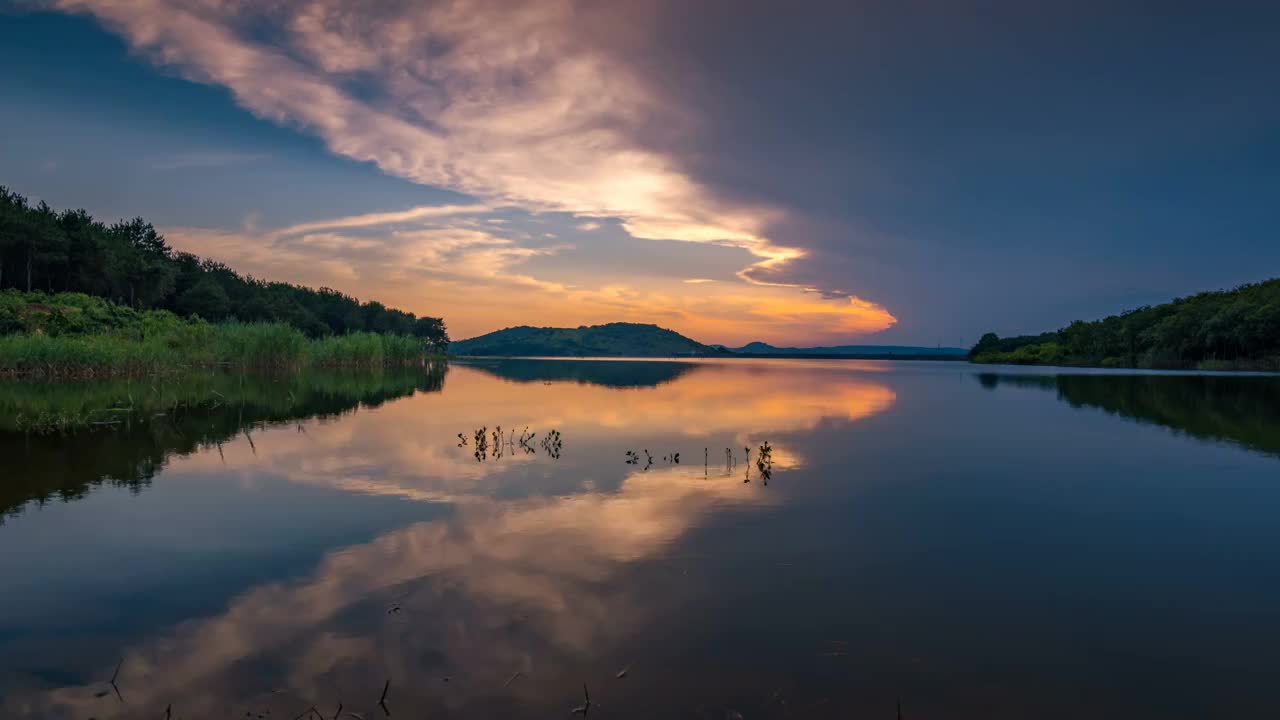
[2,358,1279,719]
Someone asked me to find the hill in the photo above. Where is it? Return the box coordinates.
[970,279,1280,370]
[729,341,966,357]
[450,323,726,357]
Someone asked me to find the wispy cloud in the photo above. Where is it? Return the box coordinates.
[270,203,491,238]
[163,211,894,345]
[47,0,832,291]
[148,151,270,171]
[46,0,896,342]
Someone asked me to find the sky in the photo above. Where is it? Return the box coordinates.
[1,0,1277,347]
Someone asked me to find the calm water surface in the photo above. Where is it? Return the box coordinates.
[2,359,1280,718]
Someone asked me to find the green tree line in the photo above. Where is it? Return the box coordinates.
[970,279,1280,369]
[0,186,448,351]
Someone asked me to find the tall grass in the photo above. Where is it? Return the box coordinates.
[0,290,441,377]
[0,323,438,378]
[0,333,168,377]
[307,332,384,367]
[209,321,308,368]
[381,334,426,366]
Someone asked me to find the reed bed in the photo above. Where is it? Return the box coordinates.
[0,322,439,378]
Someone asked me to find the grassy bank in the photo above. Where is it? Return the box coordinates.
[0,291,438,377]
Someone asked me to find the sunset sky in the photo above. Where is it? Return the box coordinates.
[2,1,1277,346]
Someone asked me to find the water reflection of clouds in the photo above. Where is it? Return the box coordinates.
[19,362,896,718]
[177,363,895,503]
[35,467,766,718]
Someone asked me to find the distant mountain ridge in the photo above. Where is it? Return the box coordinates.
[450,323,726,357]
[452,324,967,358]
[727,341,967,356]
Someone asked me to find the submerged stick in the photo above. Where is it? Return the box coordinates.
[571,682,593,715]
[109,657,124,702]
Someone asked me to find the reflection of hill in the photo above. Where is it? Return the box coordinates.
[0,365,447,522]
[978,372,1280,457]
[457,358,699,388]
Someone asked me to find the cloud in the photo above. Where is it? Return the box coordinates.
[269,203,491,238]
[164,207,895,345]
[166,220,566,290]
[46,0,867,301]
[147,151,270,170]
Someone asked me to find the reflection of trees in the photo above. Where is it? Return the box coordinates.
[977,372,1280,457]
[0,365,447,522]
[457,358,699,388]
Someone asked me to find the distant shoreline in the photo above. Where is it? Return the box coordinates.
[451,352,967,361]
[709,352,967,361]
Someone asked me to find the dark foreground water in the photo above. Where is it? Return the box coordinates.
[2,359,1280,719]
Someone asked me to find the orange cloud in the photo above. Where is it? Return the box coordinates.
[48,0,898,343]
[165,217,895,346]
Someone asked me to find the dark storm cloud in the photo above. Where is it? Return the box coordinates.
[620,0,1280,339]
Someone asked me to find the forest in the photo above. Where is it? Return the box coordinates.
[0,186,448,349]
[970,279,1280,370]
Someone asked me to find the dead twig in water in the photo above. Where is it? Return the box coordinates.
[109,657,124,702]
[503,671,524,688]
[378,679,391,717]
[571,683,593,715]
[615,665,630,679]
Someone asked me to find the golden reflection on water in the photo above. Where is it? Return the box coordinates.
[27,361,896,719]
